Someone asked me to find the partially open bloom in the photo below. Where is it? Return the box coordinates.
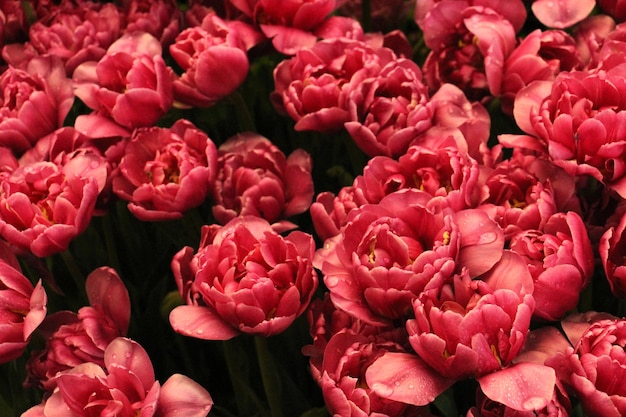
[0,56,74,154]
[170,216,318,339]
[271,38,396,133]
[228,0,337,54]
[25,267,131,391]
[509,212,594,321]
[72,31,174,130]
[0,149,102,257]
[212,132,313,231]
[119,0,182,46]
[112,119,218,221]
[22,337,213,417]
[0,258,47,364]
[365,253,557,411]
[170,10,260,107]
[343,58,434,158]
[417,2,519,102]
[2,2,123,75]
[507,60,626,198]
[546,316,626,417]
[314,189,506,326]
[600,211,626,298]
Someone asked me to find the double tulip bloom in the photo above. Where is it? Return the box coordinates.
[170,216,318,339]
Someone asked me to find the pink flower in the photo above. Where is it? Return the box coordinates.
[120,0,182,46]
[271,38,396,133]
[0,56,74,154]
[112,119,218,221]
[310,144,483,241]
[0,148,102,257]
[169,216,318,339]
[600,210,626,298]
[598,0,626,21]
[211,132,314,231]
[314,189,506,326]
[2,2,122,75]
[22,337,213,417]
[25,267,130,391]
[420,4,518,102]
[229,0,337,54]
[365,253,556,411]
[0,258,47,364]
[546,316,626,417]
[170,11,259,108]
[72,32,174,130]
[508,61,626,198]
[343,58,434,158]
[500,29,582,114]
[315,329,433,417]
[509,212,594,321]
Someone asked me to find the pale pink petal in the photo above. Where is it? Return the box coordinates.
[478,362,556,411]
[85,267,131,334]
[158,374,213,417]
[532,0,596,29]
[364,351,455,406]
[169,305,239,340]
[104,337,155,391]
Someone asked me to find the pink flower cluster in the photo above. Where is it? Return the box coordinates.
[3,1,626,417]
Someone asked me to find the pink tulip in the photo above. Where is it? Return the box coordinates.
[316,329,433,417]
[0,56,74,154]
[0,259,47,364]
[22,337,213,417]
[600,211,626,298]
[112,119,218,221]
[366,253,556,411]
[170,11,260,107]
[500,29,582,114]
[72,32,174,130]
[0,152,102,257]
[509,212,594,321]
[271,37,396,133]
[546,316,626,417]
[420,4,517,103]
[211,132,314,231]
[2,2,122,75]
[120,0,182,46]
[343,58,434,158]
[508,60,626,199]
[169,216,318,339]
[25,267,130,391]
[314,189,506,326]
[229,0,337,54]
[598,0,626,21]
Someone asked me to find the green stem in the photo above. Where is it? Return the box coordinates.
[231,91,257,132]
[222,339,268,417]
[60,249,86,301]
[101,214,121,273]
[255,336,284,417]
[361,0,371,33]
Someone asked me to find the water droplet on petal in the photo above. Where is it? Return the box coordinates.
[371,382,394,397]
[326,276,339,287]
[523,397,547,410]
[477,232,498,245]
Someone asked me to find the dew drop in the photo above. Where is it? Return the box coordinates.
[371,382,394,397]
[477,232,498,244]
[522,396,547,410]
[326,276,339,287]
[197,329,204,335]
